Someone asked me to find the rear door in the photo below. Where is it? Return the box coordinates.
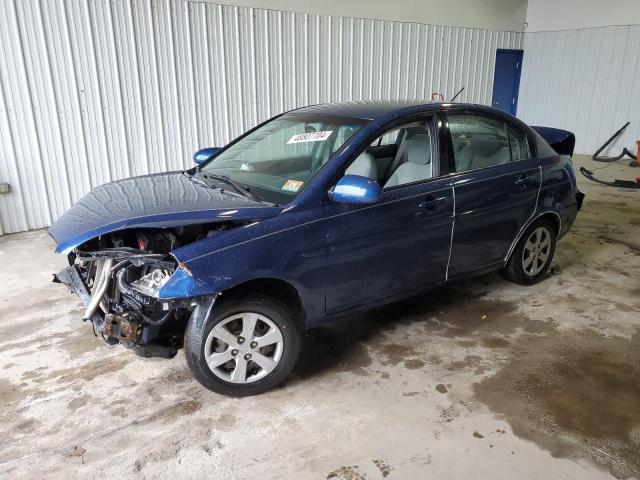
[445,113,540,278]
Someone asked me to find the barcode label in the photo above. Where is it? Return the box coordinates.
[287,130,333,144]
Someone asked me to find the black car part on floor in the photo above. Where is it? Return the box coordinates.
[579,167,640,189]
[592,122,638,163]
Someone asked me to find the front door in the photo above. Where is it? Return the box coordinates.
[445,112,540,278]
[324,117,454,314]
[492,49,523,115]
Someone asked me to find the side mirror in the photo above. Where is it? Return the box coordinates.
[193,147,221,165]
[329,175,383,205]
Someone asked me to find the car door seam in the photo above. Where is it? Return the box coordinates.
[445,185,456,282]
[450,165,539,218]
[502,164,546,265]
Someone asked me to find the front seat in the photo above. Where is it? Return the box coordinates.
[345,152,378,180]
[384,135,431,188]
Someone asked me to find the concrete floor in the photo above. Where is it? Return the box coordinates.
[1,155,639,479]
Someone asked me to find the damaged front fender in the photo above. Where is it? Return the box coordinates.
[157,266,200,299]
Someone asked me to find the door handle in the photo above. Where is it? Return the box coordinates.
[418,196,447,210]
[514,175,529,188]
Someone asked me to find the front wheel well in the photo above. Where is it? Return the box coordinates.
[218,278,306,329]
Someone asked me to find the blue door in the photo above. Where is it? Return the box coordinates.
[323,179,454,314]
[491,49,523,115]
[444,112,540,278]
[323,117,454,314]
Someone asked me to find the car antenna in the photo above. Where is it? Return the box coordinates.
[450,86,465,102]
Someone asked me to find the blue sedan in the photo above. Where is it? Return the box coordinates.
[50,100,582,396]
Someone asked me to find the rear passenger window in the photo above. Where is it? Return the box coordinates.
[448,115,511,173]
[507,124,529,161]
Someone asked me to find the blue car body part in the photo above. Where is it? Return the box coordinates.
[193,147,222,165]
[50,101,581,351]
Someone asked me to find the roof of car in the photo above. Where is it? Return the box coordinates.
[292,99,443,121]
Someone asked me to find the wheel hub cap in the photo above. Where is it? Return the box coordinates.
[522,226,551,277]
[204,312,284,384]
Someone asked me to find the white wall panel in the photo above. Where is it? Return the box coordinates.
[526,0,640,32]
[0,0,522,234]
[518,25,640,155]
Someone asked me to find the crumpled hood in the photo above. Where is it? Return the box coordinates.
[49,171,280,254]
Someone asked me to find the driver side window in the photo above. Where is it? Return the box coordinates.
[343,120,435,190]
[380,121,434,189]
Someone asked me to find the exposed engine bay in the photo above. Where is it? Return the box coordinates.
[54,222,242,358]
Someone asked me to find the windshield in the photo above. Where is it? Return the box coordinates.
[200,114,367,204]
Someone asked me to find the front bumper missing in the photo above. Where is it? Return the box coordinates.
[53,265,106,335]
[54,265,138,348]
[53,264,200,359]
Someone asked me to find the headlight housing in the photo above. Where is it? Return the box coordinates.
[130,268,172,298]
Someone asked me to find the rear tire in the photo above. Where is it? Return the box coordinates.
[500,217,557,285]
[185,294,302,396]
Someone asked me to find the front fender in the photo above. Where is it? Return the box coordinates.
[159,266,306,302]
[157,205,327,324]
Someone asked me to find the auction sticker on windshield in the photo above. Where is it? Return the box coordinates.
[282,180,304,192]
[287,131,333,144]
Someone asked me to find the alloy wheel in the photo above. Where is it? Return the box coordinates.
[521,226,552,277]
[203,312,284,384]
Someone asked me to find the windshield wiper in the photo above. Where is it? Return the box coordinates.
[203,173,263,203]
[184,170,209,188]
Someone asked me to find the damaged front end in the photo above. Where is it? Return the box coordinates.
[53,226,228,358]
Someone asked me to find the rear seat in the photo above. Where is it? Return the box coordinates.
[453,137,510,172]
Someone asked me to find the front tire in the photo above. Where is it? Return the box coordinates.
[185,294,302,396]
[501,217,557,285]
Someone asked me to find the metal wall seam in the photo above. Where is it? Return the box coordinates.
[28,0,73,220]
[125,0,150,176]
[5,0,52,228]
[0,27,28,234]
[0,0,523,234]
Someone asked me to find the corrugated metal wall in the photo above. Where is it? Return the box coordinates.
[0,0,523,235]
[518,25,640,155]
